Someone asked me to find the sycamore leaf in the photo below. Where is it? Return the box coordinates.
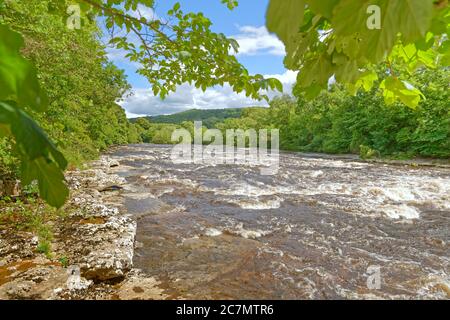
[13,107,67,169]
[178,51,192,59]
[305,0,339,19]
[441,52,450,66]
[302,83,325,100]
[332,0,434,63]
[229,38,240,53]
[439,40,450,66]
[417,49,437,68]
[266,0,305,49]
[267,78,284,92]
[221,0,238,10]
[297,53,334,88]
[333,53,360,83]
[21,157,69,209]
[358,70,378,91]
[346,70,378,95]
[0,102,68,208]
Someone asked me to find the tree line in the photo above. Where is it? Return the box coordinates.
[133,66,449,159]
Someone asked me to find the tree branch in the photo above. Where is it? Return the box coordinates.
[78,0,175,45]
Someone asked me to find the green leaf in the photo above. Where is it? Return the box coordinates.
[22,157,69,209]
[220,0,238,10]
[178,51,192,59]
[305,0,339,19]
[355,70,378,92]
[417,49,437,68]
[302,83,325,100]
[333,53,360,83]
[441,52,450,66]
[272,78,283,92]
[266,0,305,49]
[229,38,240,53]
[13,107,67,169]
[297,53,334,88]
[0,102,68,208]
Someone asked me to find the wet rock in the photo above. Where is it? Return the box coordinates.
[0,231,36,264]
[115,270,168,300]
[68,166,125,190]
[30,236,39,246]
[58,215,135,282]
[109,160,120,168]
[134,241,144,249]
[100,185,124,192]
[88,203,119,218]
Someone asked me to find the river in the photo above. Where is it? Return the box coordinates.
[108,144,449,299]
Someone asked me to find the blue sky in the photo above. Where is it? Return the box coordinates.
[107,0,296,117]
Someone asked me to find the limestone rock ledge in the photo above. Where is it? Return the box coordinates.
[0,155,164,300]
[58,156,136,282]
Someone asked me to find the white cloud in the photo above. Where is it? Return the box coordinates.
[120,70,297,117]
[265,70,298,85]
[231,26,285,56]
[264,70,298,95]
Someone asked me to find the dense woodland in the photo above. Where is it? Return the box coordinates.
[218,68,450,159]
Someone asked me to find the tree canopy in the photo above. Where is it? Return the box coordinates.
[267,0,449,107]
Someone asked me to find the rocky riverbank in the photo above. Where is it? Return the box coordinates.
[0,156,167,300]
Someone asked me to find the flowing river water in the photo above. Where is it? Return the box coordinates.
[108,144,449,299]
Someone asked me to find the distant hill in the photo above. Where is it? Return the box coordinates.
[131,108,245,128]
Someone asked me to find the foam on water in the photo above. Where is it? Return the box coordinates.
[204,228,222,237]
[381,204,421,220]
[225,196,282,210]
[113,145,450,299]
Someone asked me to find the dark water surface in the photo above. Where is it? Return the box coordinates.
[109,144,449,299]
